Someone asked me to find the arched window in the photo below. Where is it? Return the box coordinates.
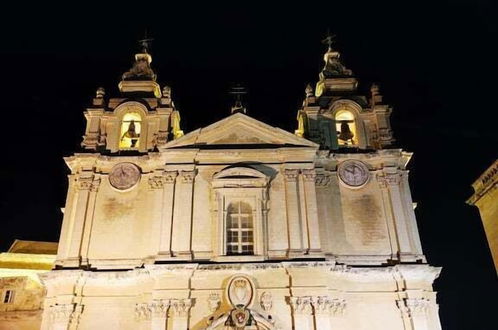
[119,113,142,149]
[335,110,357,146]
[226,201,254,255]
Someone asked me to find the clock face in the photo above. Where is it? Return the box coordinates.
[109,163,141,190]
[338,160,369,187]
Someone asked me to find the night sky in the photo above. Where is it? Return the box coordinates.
[0,2,497,329]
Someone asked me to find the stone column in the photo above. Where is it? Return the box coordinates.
[169,298,193,330]
[377,170,413,260]
[284,169,303,256]
[158,171,178,258]
[135,303,152,330]
[171,170,195,259]
[151,300,170,330]
[301,169,321,254]
[405,298,431,330]
[289,296,314,330]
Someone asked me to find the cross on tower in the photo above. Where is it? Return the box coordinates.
[321,30,336,51]
[138,30,154,53]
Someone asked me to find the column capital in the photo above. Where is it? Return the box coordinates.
[315,173,331,187]
[283,169,300,182]
[135,303,152,321]
[76,175,100,191]
[170,298,193,317]
[149,175,167,189]
[311,296,346,316]
[289,296,313,315]
[376,172,401,188]
[151,299,170,318]
[302,169,316,182]
[48,303,75,323]
[164,170,179,184]
[179,170,196,184]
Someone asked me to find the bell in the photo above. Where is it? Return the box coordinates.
[338,121,354,144]
[121,120,140,147]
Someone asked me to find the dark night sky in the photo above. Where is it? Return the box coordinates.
[0,1,497,329]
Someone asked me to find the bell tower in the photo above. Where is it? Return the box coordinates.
[295,35,394,150]
[81,41,184,153]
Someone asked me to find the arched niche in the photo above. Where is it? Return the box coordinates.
[329,100,367,148]
[113,101,149,152]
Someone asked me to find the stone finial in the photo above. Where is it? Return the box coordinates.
[96,87,105,98]
[370,83,382,107]
[305,84,314,97]
[162,85,171,98]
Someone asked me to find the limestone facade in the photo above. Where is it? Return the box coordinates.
[0,42,442,329]
[467,159,498,273]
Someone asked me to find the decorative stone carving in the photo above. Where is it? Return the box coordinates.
[260,291,272,312]
[397,298,430,317]
[283,169,299,182]
[164,171,178,184]
[289,296,313,315]
[179,170,195,184]
[315,173,331,187]
[109,163,141,190]
[48,304,75,323]
[207,293,221,313]
[338,160,370,187]
[77,176,95,191]
[227,276,254,308]
[302,169,316,181]
[150,300,170,318]
[170,299,193,318]
[330,299,347,316]
[135,303,152,321]
[148,175,166,189]
[376,172,401,188]
[313,296,332,314]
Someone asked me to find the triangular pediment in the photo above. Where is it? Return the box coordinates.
[162,113,318,149]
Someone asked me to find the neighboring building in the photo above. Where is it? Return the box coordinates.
[0,240,56,330]
[1,41,442,330]
[467,160,498,273]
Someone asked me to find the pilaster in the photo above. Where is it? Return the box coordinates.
[284,169,304,256]
[377,168,413,260]
[169,298,193,330]
[157,171,178,259]
[171,170,195,259]
[289,296,314,330]
[301,169,322,254]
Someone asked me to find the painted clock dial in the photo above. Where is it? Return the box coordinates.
[109,163,141,190]
[338,160,369,187]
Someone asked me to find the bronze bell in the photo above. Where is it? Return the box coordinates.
[338,121,354,144]
[121,120,140,147]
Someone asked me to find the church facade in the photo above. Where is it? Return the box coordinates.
[3,41,442,330]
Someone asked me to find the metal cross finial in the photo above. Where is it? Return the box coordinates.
[138,29,154,53]
[321,30,336,51]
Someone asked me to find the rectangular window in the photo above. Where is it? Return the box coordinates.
[226,201,254,255]
[3,290,14,304]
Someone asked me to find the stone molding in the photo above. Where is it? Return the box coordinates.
[151,299,170,318]
[289,295,346,316]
